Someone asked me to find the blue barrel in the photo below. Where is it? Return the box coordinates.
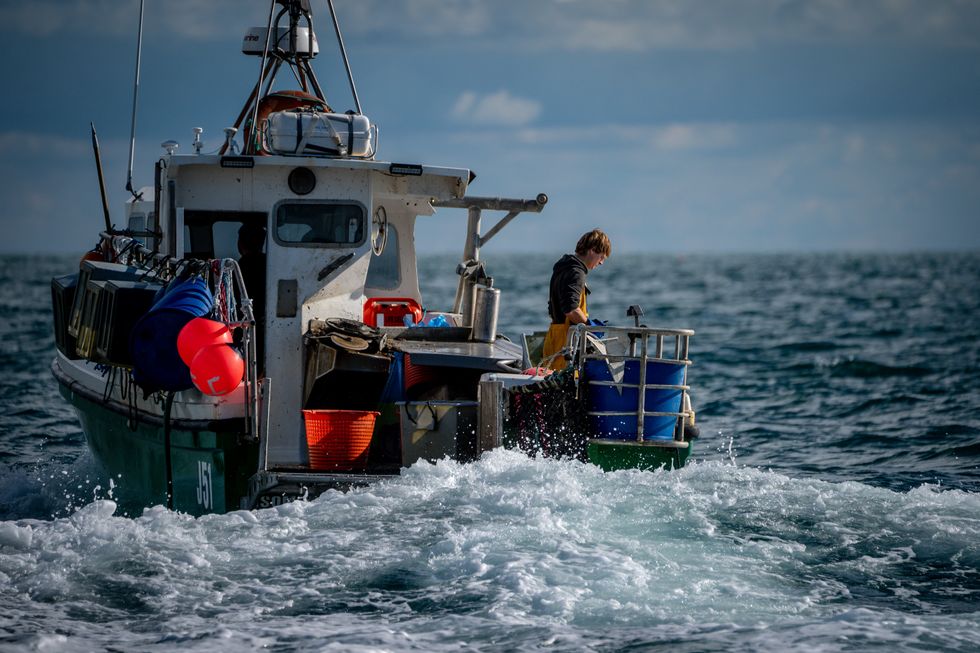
[585,359,685,440]
[130,277,214,392]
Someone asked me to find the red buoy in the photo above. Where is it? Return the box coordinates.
[190,344,244,396]
[523,367,553,377]
[79,249,104,268]
[177,318,232,366]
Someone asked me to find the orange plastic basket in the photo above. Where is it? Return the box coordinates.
[303,409,379,471]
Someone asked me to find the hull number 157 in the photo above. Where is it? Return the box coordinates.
[197,461,213,510]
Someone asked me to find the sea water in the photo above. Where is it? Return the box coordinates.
[1,253,978,651]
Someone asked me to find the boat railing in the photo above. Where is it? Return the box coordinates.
[214,257,260,444]
[571,324,694,444]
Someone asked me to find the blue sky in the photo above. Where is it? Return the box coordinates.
[0,0,978,254]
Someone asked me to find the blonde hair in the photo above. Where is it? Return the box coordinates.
[575,229,611,257]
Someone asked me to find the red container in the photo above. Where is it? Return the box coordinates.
[363,297,423,327]
[303,409,379,471]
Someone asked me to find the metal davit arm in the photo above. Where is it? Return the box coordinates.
[431,194,548,323]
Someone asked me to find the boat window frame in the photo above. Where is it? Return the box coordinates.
[181,210,268,260]
[271,199,368,249]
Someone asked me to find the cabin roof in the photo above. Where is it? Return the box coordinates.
[165,154,469,186]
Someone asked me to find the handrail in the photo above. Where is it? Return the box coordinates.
[578,324,695,337]
[588,381,690,390]
[216,258,259,442]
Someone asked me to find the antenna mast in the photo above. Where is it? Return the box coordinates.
[126,0,145,197]
[327,0,362,115]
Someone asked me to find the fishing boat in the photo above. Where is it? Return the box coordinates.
[50,0,700,515]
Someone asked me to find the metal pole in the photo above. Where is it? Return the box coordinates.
[327,0,363,114]
[91,123,112,232]
[125,0,145,197]
[457,207,482,325]
[221,56,278,155]
[249,1,279,155]
[637,334,647,442]
[463,206,482,262]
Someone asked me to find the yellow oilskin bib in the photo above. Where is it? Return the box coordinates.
[541,290,587,371]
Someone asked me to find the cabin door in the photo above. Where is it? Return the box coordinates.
[262,198,373,467]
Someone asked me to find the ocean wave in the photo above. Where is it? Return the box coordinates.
[828,358,934,379]
[4,252,980,650]
[771,340,841,353]
[2,453,979,650]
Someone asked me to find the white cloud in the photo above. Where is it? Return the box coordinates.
[0,0,266,39]
[341,0,490,38]
[0,132,89,157]
[5,1,979,50]
[451,122,740,151]
[650,124,739,152]
[451,90,542,126]
[350,0,980,51]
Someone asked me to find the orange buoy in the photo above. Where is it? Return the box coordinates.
[79,249,104,268]
[190,344,244,396]
[177,318,233,366]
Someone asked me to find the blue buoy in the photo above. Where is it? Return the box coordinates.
[130,277,214,392]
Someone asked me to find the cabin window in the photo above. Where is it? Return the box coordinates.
[182,210,267,260]
[127,210,157,248]
[128,213,146,246]
[366,224,400,289]
[274,202,366,246]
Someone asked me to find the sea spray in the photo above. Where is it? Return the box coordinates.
[3,452,979,651]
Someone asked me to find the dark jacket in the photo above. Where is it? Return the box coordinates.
[548,254,589,324]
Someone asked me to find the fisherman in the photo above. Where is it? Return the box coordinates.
[542,229,611,371]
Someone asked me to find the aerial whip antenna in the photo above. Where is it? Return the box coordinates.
[248,0,279,154]
[327,0,362,114]
[125,0,145,198]
[90,123,113,232]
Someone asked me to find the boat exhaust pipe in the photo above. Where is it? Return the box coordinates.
[471,280,500,343]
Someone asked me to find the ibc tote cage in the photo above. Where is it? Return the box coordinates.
[570,323,694,444]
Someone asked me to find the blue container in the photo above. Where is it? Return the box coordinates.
[379,352,406,403]
[152,277,214,314]
[130,277,214,392]
[585,359,685,440]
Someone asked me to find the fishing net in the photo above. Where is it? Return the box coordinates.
[505,367,591,461]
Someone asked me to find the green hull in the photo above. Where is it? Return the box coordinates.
[502,425,692,472]
[586,439,691,472]
[59,383,258,516]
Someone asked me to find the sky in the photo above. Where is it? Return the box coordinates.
[0,0,978,254]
